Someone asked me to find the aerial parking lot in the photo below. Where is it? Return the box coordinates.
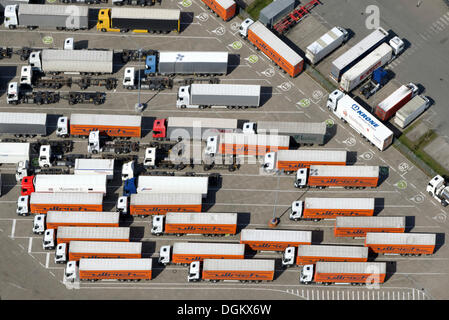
[0,0,448,301]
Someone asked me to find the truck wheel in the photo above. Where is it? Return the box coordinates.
[92,150,98,154]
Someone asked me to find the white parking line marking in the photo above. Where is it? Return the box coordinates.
[10,219,16,239]
[46,253,50,269]
[28,237,33,253]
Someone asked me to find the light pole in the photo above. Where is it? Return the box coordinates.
[134,48,146,112]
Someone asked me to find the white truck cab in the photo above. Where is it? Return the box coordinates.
[188,261,201,282]
[64,38,74,50]
[88,131,101,154]
[290,201,304,220]
[123,67,135,89]
[56,117,69,138]
[242,122,256,134]
[144,147,156,168]
[205,136,218,156]
[16,196,29,216]
[55,243,67,264]
[282,246,296,267]
[121,160,134,181]
[294,168,308,188]
[176,86,190,108]
[4,5,19,29]
[20,65,32,86]
[64,261,78,282]
[263,152,276,172]
[158,245,171,265]
[326,89,345,113]
[7,82,19,104]
[239,18,254,38]
[39,145,52,168]
[29,51,42,71]
[117,196,128,214]
[16,160,29,182]
[427,175,449,207]
[33,214,45,234]
[299,264,314,284]
[151,215,164,235]
[43,229,55,250]
[389,36,404,56]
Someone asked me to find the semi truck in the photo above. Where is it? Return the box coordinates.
[0,112,47,137]
[96,8,181,33]
[55,226,130,244]
[365,232,436,256]
[65,258,152,282]
[33,211,120,234]
[199,0,236,21]
[74,159,115,180]
[247,121,328,146]
[306,26,349,65]
[239,19,303,77]
[394,95,431,129]
[188,259,275,282]
[334,216,406,237]
[17,192,103,216]
[327,90,394,151]
[290,197,375,221]
[240,229,312,251]
[66,241,142,262]
[294,165,381,189]
[427,175,449,207]
[374,83,419,121]
[339,39,404,92]
[151,212,238,236]
[20,174,107,196]
[330,27,389,81]
[152,117,240,141]
[4,4,89,30]
[176,84,261,109]
[145,51,229,76]
[263,149,347,174]
[158,242,245,265]
[282,245,369,267]
[57,113,142,138]
[29,50,113,75]
[300,262,386,285]
[0,143,29,164]
[205,133,290,156]
[126,193,202,217]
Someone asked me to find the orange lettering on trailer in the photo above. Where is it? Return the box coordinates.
[202,270,274,281]
[315,272,385,283]
[69,125,141,138]
[30,204,103,215]
[130,205,202,216]
[303,208,374,219]
[240,240,311,251]
[79,270,152,280]
[57,237,129,245]
[164,223,237,235]
[171,253,244,264]
[308,176,379,188]
[296,256,368,266]
[46,222,119,229]
[364,243,435,255]
[334,227,405,237]
[277,160,346,171]
[69,252,141,261]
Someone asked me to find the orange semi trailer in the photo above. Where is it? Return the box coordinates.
[68,241,142,261]
[68,113,142,138]
[56,226,130,244]
[240,229,312,251]
[130,193,202,216]
[334,216,406,237]
[282,245,369,266]
[239,19,304,77]
[365,232,436,255]
[45,211,120,229]
[201,0,236,21]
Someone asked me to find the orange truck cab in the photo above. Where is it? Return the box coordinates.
[21,175,35,196]
[152,118,167,139]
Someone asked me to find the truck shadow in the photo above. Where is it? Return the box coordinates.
[273,258,285,281]
[180,11,194,33]
[236,212,251,234]
[150,257,168,280]
[129,226,146,241]
[374,198,384,215]
[227,54,240,75]
[0,66,17,98]
[46,114,62,136]
[88,8,100,30]
[346,151,358,165]
[378,166,389,187]
[141,116,156,139]
[311,229,324,244]
[0,173,17,196]
[73,40,89,50]
[103,192,120,211]
[259,86,272,107]
[203,173,222,211]
[405,216,415,232]
[435,233,445,254]
[322,123,337,145]
[140,241,156,258]
[385,260,396,282]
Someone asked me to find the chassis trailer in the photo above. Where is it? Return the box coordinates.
[0,142,29,164]
[282,245,369,267]
[300,262,386,285]
[65,258,152,282]
[188,259,275,282]
[159,242,245,265]
[240,229,312,251]
[290,197,375,221]
[334,216,406,237]
[4,4,89,30]
[365,232,436,255]
[152,212,238,236]
[251,121,327,145]
[263,149,347,173]
[96,8,181,33]
[177,84,261,109]
[0,112,47,137]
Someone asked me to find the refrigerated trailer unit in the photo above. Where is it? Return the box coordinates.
[45,211,120,229]
[188,259,275,282]
[155,51,229,75]
[330,27,389,81]
[4,4,89,30]
[176,84,261,109]
[290,197,375,221]
[69,113,142,138]
[152,212,238,235]
[239,19,304,77]
[0,112,47,137]
[137,176,209,198]
[334,216,406,237]
[374,83,419,121]
[365,232,436,255]
[96,8,181,33]
[0,143,29,164]
[74,159,115,180]
[56,226,130,244]
[295,165,380,189]
[327,90,394,151]
[68,241,142,261]
[254,121,327,145]
[306,27,349,65]
[240,229,312,251]
[130,193,202,216]
[394,95,431,129]
[263,149,347,173]
[21,174,107,196]
[199,0,236,21]
[282,245,368,266]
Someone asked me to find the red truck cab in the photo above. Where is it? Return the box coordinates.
[152,119,167,140]
[21,176,35,196]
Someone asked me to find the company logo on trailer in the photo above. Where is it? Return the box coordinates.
[351,104,379,128]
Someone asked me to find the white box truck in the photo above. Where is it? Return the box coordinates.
[306,26,349,65]
[137,176,209,198]
[0,143,29,164]
[394,95,431,129]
